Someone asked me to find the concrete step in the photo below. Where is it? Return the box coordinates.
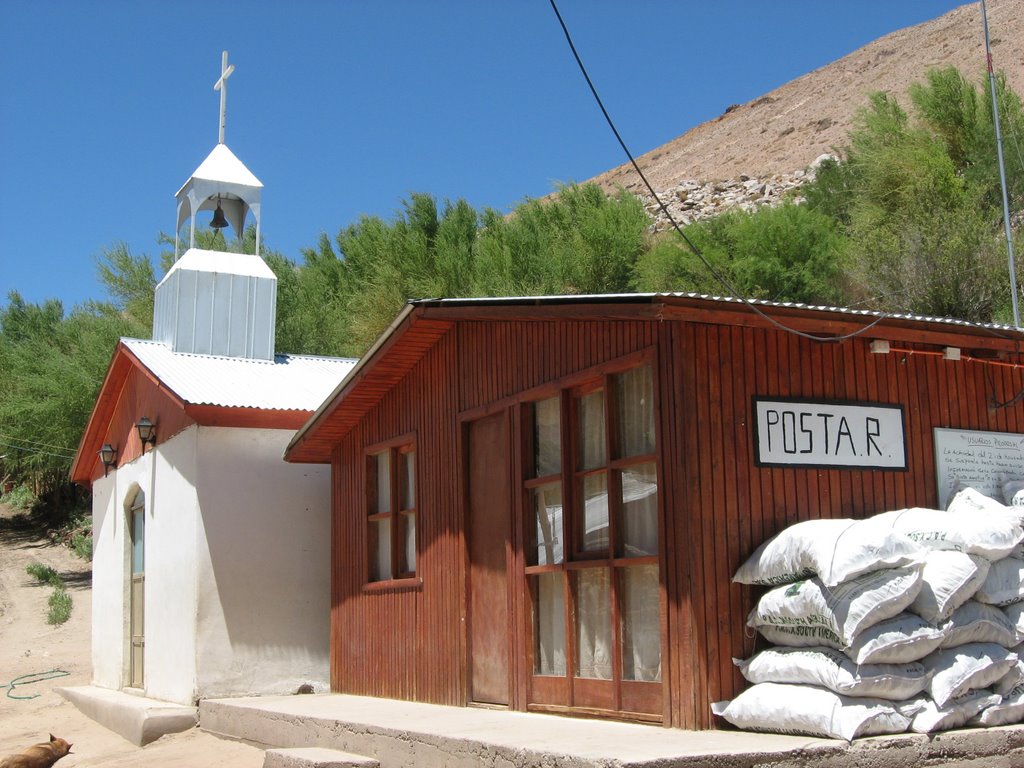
[263,747,378,768]
[58,685,197,746]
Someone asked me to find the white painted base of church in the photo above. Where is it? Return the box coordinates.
[90,425,330,706]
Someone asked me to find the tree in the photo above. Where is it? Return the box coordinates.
[475,184,650,297]
[634,203,846,305]
[0,293,137,490]
[277,184,656,357]
[802,69,1021,322]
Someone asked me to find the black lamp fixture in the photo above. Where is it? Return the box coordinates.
[210,196,229,230]
[98,443,117,476]
[136,417,157,450]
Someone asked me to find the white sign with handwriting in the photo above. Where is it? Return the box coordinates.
[934,428,1024,508]
[753,398,906,469]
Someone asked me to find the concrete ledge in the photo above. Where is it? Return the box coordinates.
[264,747,379,768]
[58,685,197,746]
[200,693,1024,768]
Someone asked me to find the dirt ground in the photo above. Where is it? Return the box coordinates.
[0,502,264,767]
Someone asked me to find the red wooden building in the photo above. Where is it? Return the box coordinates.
[285,293,1024,729]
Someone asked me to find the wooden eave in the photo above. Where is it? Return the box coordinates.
[285,306,454,464]
[416,294,1024,353]
[71,341,139,485]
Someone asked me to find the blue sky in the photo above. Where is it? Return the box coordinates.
[0,1,972,312]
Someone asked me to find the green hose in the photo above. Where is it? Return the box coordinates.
[3,668,70,699]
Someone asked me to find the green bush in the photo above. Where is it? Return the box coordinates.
[26,562,63,588]
[71,531,93,561]
[47,588,72,625]
[1,484,38,511]
[53,512,93,561]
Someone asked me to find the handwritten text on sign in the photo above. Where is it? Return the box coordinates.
[753,398,906,469]
[934,428,1024,508]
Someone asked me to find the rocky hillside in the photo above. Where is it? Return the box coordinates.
[585,0,1024,229]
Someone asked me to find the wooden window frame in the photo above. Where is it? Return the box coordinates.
[365,433,418,585]
[521,352,662,718]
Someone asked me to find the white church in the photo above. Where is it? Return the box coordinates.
[66,53,355,743]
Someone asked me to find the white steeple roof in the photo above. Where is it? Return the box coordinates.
[176,143,263,196]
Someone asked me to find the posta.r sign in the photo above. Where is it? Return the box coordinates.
[752,397,907,470]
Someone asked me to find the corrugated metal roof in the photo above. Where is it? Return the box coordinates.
[123,338,356,412]
[410,292,1022,334]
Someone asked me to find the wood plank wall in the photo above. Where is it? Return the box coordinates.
[671,321,1024,729]
[330,320,658,705]
[328,311,1024,728]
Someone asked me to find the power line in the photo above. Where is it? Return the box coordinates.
[0,432,76,454]
[547,0,900,343]
[0,440,75,460]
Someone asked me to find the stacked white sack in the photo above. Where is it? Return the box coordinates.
[717,487,1024,738]
[909,493,1024,733]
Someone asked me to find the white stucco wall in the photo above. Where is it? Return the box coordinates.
[90,472,123,690]
[90,423,330,705]
[90,427,201,705]
[143,428,201,704]
[193,426,331,698]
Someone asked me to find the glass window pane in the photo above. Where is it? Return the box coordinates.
[530,483,563,565]
[400,450,415,510]
[621,565,661,682]
[373,452,390,514]
[577,389,607,470]
[131,506,145,574]
[575,569,612,680]
[402,512,416,573]
[578,472,609,553]
[533,397,562,478]
[533,574,566,676]
[369,518,392,581]
[620,462,658,557]
[614,365,655,458]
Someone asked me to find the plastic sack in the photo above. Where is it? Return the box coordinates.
[923,643,1018,707]
[1004,480,1024,509]
[993,659,1024,697]
[847,613,945,665]
[1003,601,1024,637]
[733,518,923,588]
[736,646,931,701]
[910,689,1001,733]
[971,683,1024,726]
[865,507,1023,561]
[748,567,923,649]
[975,557,1024,607]
[948,486,1013,516]
[711,682,909,741]
[911,551,989,623]
[940,601,1019,649]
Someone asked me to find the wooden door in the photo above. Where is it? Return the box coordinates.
[467,411,512,705]
[129,489,145,688]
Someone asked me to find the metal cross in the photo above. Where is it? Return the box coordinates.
[213,51,235,145]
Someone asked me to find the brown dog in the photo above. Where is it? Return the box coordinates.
[0,735,73,768]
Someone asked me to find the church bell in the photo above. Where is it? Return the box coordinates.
[210,199,229,230]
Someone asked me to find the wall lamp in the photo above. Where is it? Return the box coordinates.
[137,417,157,450]
[98,444,117,476]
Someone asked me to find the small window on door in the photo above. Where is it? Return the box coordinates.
[367,440,417,582]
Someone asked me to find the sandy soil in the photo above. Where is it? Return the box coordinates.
[0,503,264,767]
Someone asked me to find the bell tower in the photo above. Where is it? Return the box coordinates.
[152,51,277,361]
